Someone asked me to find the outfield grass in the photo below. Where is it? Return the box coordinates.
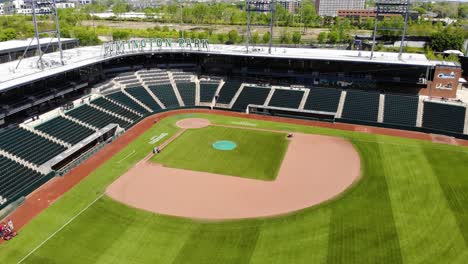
[151,126,289,180]
[1,113,468,263]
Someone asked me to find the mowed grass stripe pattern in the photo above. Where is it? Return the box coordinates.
[327,141,402,264]
[151,126,289,181]
[382,145,468,263]
[1,113,468,263]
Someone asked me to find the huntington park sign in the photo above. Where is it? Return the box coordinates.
[103,38,209,57]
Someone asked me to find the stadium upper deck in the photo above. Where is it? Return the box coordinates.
[0,43,433,92]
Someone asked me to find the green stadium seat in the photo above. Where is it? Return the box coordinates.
[149,84,180,108]
[0,127,66,165]
[91,97,141,121]
[66,104,131,129]
[36,116,95,145]
[176,82,196,106]
[269,89,304,109]
[422,102,466,133]
[232,86,271,111]
[342,90,380,122]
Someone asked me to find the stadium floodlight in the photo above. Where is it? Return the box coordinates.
[245,0,276,54]
[15,0,64,70]
[370,0,410,60]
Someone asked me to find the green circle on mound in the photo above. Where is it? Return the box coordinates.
[212,140,237,151]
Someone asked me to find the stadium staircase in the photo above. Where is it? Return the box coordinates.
[88,102,133,124]
[0,149,43,173]
[175,82,197,106]
[60,113,99,131]
[336,91,347,118]
[416,97,424,127]
[125,86,163,112]
[121,88,153,113]
[216,80,241,107]
[101,97,144,119]
[464,107,468,135]
[264,88,276,106]
[0,127,67,166]
[34,116,96,145]
[107,91,149,115]
[231,86,271,111]
[298,89,310,111]
[65,104,131,129]
[378,94,385,123]
[143,85,166,109]
[0,155,47,204]
[196,79,224,108]
[210,80,225,108]
[195,78,201,105]
[228,83,246,109]
[148,84,180,109]
[167,72,185,107]
[19,123,72,148]
[133,72,166,109]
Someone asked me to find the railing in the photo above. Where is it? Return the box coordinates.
[57,131,124,176]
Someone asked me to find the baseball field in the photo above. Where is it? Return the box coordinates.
[1,112,468,263]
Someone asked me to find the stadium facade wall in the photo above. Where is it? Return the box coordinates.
[419,65,462,98]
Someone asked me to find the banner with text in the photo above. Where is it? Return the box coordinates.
[103,38,209,57]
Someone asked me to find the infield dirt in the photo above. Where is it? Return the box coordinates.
[106,119,361,219]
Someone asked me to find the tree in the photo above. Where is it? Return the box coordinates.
[292,31,301,45]
[430,26,464,52]
[300,0,318,32]
[459,4,468,19]
[413,6,427,15]
[227,29,240,44]
[73,27,101,46]
[192,3,208,24]
[432,2,458,18]
[112,2,129,17]
[279,30,291,44]
[83,3,107,14]
[166,4,179,23]
[252,32,260,44]
[328,31,339,44]
[262,31,271,44]
[217,33,227,43]
[112,30,130,40]
[378,16,404,37]
[326,18,352,43]
[0,28,17,41]
[317,32,327,44]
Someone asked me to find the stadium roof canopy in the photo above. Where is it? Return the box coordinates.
[0,38,77,54]
[0,44,434,92]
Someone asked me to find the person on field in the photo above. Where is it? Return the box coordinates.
[7,219,14,232]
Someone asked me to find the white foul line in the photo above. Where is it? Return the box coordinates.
[117,150,136,164]
[17,193,104,264]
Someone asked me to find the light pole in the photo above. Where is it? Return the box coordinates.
[179,1,184,39]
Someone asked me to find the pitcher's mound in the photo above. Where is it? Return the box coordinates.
[176,118,210,129]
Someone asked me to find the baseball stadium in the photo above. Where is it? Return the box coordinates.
[0,38,467,264]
